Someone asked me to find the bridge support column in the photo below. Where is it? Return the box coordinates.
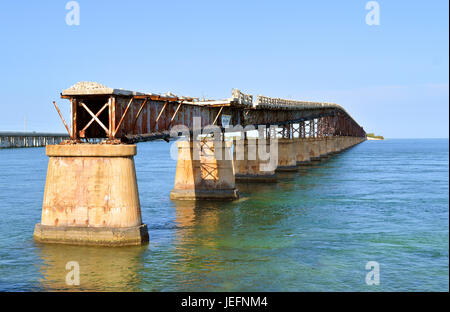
[318,138,329,158]
[170,140,239,200]
[343,137,350,149]
[234,139,277,183]
[326,137,334,155]
[33,144,149,246]
[276,138,297,171]
[336,137,342,151]
[330,136,339,154]
[309,138,321,161]
[343,136,350,150]
[349,137,354,148]
[295,138,311,165]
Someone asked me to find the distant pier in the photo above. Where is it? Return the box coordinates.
[0,132,69,148]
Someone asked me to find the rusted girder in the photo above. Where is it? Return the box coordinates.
[59,84,365,143]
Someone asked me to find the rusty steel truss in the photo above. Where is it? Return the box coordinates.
[55,84,366,143]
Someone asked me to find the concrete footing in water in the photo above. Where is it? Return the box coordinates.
[308,138,322,162]
[295,138,312,166]
[33,144,149,246]
[234,139,277,183]
[34,224,149,246]
[33,136,366,246]
[170,140,239,200]
[276,138,298,172]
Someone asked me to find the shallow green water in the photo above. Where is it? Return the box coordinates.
[0,139,448,291]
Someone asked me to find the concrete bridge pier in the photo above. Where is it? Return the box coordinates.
[349,137,355,148]
[318,138,329,159]
[328,136,338,154]
[233,139,277,182]
[33,144,149,246]
[295,138,311,165]
[170,140,239,200]
[276,138,298,171]
[343,137,351,150]
[336,137,343,151]
[309,138,321,162]
[325,137,334,155]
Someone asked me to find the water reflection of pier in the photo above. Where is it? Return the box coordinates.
[36,244,146,291]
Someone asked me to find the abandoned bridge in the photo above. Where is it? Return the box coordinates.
[33,81,366,247]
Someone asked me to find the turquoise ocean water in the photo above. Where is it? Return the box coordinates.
[0,139,448,291]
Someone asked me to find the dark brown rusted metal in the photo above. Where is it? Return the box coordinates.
[169,101,183,125]
[80,102,109,134]
[114,97,134,136]
[132,98,148,131]
[61,92,366,143]
[80,103,109,137]
[52,101,71,136]
[212,106,224,126]
[156,101,168,123]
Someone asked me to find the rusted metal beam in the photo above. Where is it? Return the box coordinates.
[212,106,224,126]
[52,101,71,137]
[155,101,168,123]
[170,101,183,124]
[132,98,148,131]
[71,99,77,139]
[60,92,366,144]
[80,102,109,134]
[114,97,134,136]
[80,103,109,137]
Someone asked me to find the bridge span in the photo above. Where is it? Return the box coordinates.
[0,132,69,148]
[33,82,366,247]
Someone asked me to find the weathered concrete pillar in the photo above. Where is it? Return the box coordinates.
[309,138,321,161]
[295,138,311,165]
[234,139,277,182]
[326,137,334,155]
[337,137,342,152]
[343,137,350,149]
[276,138,297,171]
[339,136,345,152]
[170,140,239,200]
[318,138,329,158]
[34,144,149,246]
[335,136,342,152]
[330,136,339,154]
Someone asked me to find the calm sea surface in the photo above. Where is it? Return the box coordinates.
[0,139,448,291]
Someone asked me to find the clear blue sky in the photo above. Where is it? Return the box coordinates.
[0,0,448,138]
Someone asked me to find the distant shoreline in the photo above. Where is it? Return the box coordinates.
[367,137,384,141]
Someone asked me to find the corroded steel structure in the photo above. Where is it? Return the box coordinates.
[57,82,366,143]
